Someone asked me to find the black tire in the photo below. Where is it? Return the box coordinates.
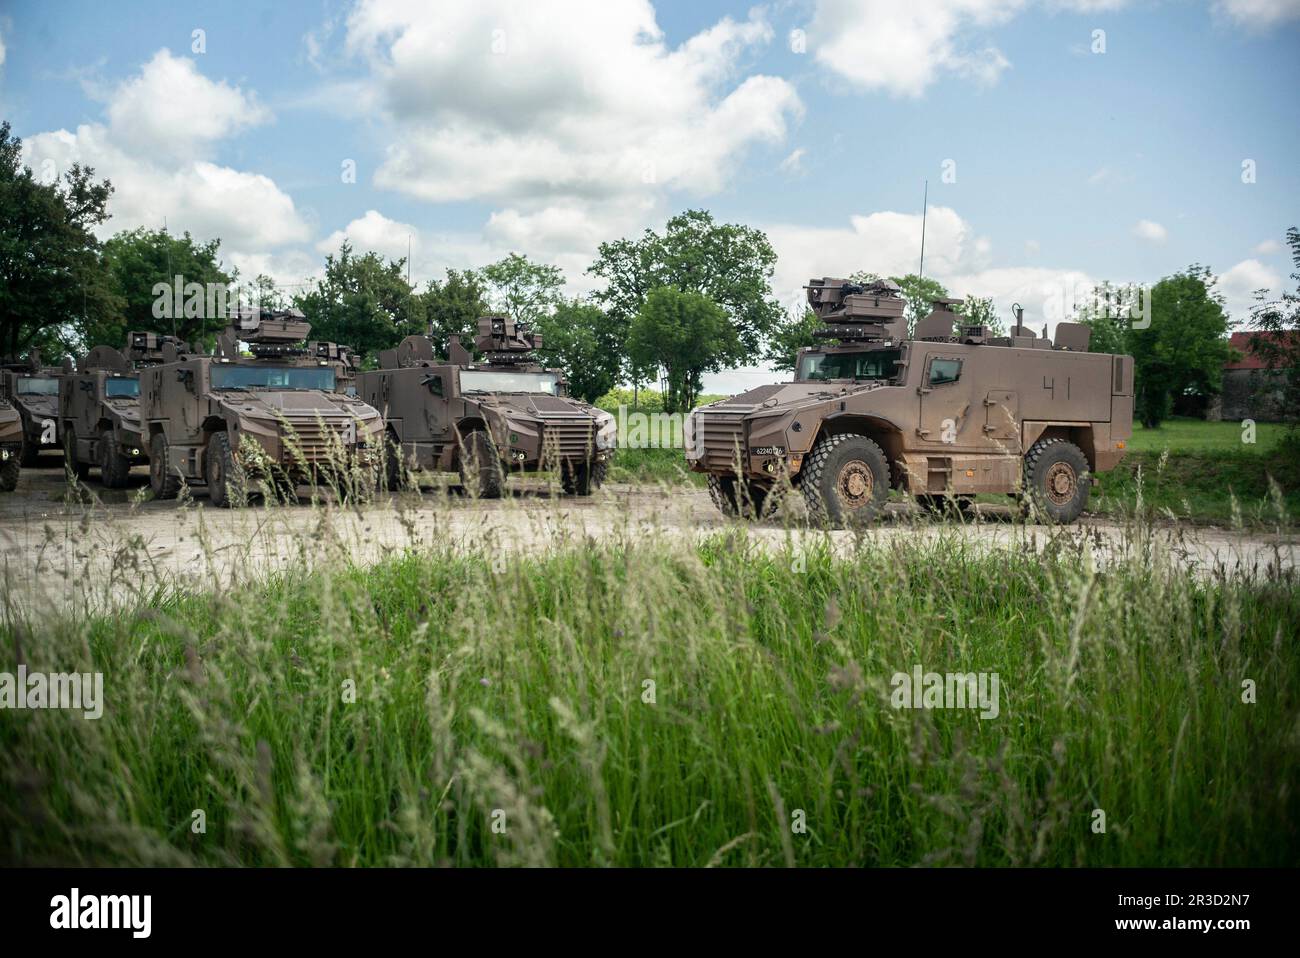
[458,430,504,499]
[63,427,90,480]
[707,474,771,519]
[916,493,974,519]
[384,431,406,491]
[0,455,18,492]
[590,457,608,489]
[1022,438,1090,524]
[800,434,891,527]
[205,431,248,508]
[99,432,132,488]
[561,460,594,496]
[149,432,181,500]
[19,435,40,468]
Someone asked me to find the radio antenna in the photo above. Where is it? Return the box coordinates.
[918,180,928,280]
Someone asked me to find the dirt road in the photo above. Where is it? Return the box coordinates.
[1,464,1295,618]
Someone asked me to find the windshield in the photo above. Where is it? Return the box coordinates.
[105,377,140,398]
[459,370,559,395]
[799,349,902,382]
[17,377,59,396]
[210,365,336,391]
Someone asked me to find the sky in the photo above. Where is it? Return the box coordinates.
[1,0,1297,393]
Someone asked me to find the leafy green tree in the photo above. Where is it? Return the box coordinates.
[1129,266,1232,428]
[590,209,782,382]
[762,307,820,373]
[0,121,118,358]
[955,295,1004,336]
[627,287,739,413]
[535,299,622,403]
[481,253,564,327]
[292,242,419,361]
[419,267,490,358]
[100,227,235,348]
[1076,281,1135,356]
[1247,226,1300,430]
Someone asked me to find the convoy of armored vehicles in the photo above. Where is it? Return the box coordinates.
[0,282,1134,526]
[686,278,1133,525]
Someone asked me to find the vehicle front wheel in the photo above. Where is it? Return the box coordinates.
[800,434,891,527]
[99,433,132,488]
[458,430,504,499]
[149,432,181,500]
[64,427,90,480]
[1022,438,1090,524]
[20,435,41,468]
[0,454,18,492]
[205,431,249,508]
[707,474,771,519]
[561,459,597,496]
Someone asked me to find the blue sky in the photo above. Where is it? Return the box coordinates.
[1,0,1296,390]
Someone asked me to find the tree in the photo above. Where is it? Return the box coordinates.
[0,121,118,358]
[878,273,949,336]
[627,287,739,413]
[481,253,564,327]
[762,307,820,372]
[99,227,236,348]
[536,299,623,403]
[955,295,1005,336]
[292,242,419,361]
[1247,226,1300,430]
[1076,281,1134,356]
[419,268,489,358]
[589,209,783,380]
[1129,266,1232,428]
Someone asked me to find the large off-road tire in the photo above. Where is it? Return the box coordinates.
[916,493,974,519]
[383,431,406,492]
[205,431,249,508]
[458,430,504,499]
[63,427,90,480]
[99,432,132,488]
[149,432,181,500]
[707,474,771,519]
[19,435,41,468]
[800,433,891,527]
[561,459,596,496]
[0,455,18,492]
[1022,438,1090,524]
[590,457,608,489]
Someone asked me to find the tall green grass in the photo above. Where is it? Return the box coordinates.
[2,514,1296,866]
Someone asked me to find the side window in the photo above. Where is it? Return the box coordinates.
[929,358,962,386]
[425,374,444,397]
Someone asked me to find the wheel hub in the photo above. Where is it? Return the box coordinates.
[838,460,873,507]
[1045,462,1076,504]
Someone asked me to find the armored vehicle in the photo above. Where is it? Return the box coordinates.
[139,310,384,507]
[60,333,180,487]
[0,353,64,466]
[359,316,615,497]
[687,277,1134,525]
[0,400,21,492]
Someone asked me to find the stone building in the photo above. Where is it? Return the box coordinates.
[1212,331,1294,422]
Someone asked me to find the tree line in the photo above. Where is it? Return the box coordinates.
[3,120,1296,426]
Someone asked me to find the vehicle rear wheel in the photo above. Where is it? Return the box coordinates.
[800,434,891,527]
[0,454,18,492]
[99,432,132,488]
[1022,438,1090,524]
[149,432,181,500]
[63,427,90,480]
[708,474,771,519]
[205,431,248,508]
[458,430,504,499]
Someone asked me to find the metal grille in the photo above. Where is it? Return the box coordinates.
[698,412,747,471]
[541,419,594,464]
[279,417,356,463]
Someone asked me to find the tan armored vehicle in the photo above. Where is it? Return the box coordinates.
[359,316,615,497]
[687,277,1134,525]
[0,400,21,492]
[60,334,180,487]
[0,353,63,466]
[139,310,384,506]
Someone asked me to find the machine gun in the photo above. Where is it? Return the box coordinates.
[218,308,313,359]
[805,277,907,343]
[472,315,543,365]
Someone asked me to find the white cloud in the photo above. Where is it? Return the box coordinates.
[343,1,800,216]
[1220,258,1281,321]
[21,50,308,261]
[104,49,271,160]
[805,0,1025,97]
[0,27,7,68]
[1253,239,1282,255]
[1132,219,1167,243]
[779,147,807,175]
[1213,0,1300,30]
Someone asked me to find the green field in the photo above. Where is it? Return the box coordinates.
[3,521,1297,867]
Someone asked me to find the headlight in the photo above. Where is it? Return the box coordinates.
[594,409,618,450]
[683,411,700,459]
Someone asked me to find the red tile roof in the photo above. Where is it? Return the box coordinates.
[1225,330,1298,370]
